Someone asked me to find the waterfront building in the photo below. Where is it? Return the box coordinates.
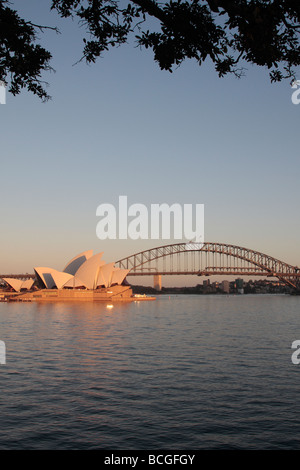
[235,278,244,294]
[34,250,129,291]
[0,250,153,302]
[221,280,230,293]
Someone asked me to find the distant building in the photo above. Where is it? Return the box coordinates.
[221,280,230,293]
[235,278,244,294]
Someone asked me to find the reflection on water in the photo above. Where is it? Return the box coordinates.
[1,295,300,449]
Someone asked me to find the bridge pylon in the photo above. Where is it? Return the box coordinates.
[153,274,162,291]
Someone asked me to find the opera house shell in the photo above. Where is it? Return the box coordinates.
[34,250,129,291]
[2,278,34,292]
[2,250,135,302]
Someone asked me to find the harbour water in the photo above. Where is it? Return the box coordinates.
[0,294,300,450]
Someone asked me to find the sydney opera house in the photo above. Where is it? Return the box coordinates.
[1,250,145,302]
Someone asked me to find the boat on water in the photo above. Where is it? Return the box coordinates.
[132,294,156,301]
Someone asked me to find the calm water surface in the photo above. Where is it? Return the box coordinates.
[0,294,300,449]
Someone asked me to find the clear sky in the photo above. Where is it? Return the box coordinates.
[1,1,299,287]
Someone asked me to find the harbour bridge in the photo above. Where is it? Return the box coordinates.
[115,242,300,291]
[1,242,300,292]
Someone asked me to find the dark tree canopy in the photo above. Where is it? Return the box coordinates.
[1,0,300,100]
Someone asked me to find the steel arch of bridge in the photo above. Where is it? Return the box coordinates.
[116,242,300,290]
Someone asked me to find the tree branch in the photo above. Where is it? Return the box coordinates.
[27,22,60,34]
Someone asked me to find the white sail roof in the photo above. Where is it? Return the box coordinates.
[73,253,105,290]
[3,278,23,292]
[97,262,115,288]
[34,267,56,289]
[63,250,94,275]
[110,268,130,286]
[32,251,129,290]
[50,271,74,289]
[20,279,34,290]
[34,268,73,289]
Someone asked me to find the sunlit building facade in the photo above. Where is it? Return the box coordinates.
[34,250,129,291]
[1,250,141,302]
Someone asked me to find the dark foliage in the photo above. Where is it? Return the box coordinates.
[1,0,299,99]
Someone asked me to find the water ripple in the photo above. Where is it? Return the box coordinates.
[0,295,300,449]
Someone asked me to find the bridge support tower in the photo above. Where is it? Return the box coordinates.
[154,274,162,291]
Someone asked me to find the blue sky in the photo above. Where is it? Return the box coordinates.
[1,1,299,286]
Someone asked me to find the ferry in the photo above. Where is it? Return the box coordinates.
[132,294,156,301]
